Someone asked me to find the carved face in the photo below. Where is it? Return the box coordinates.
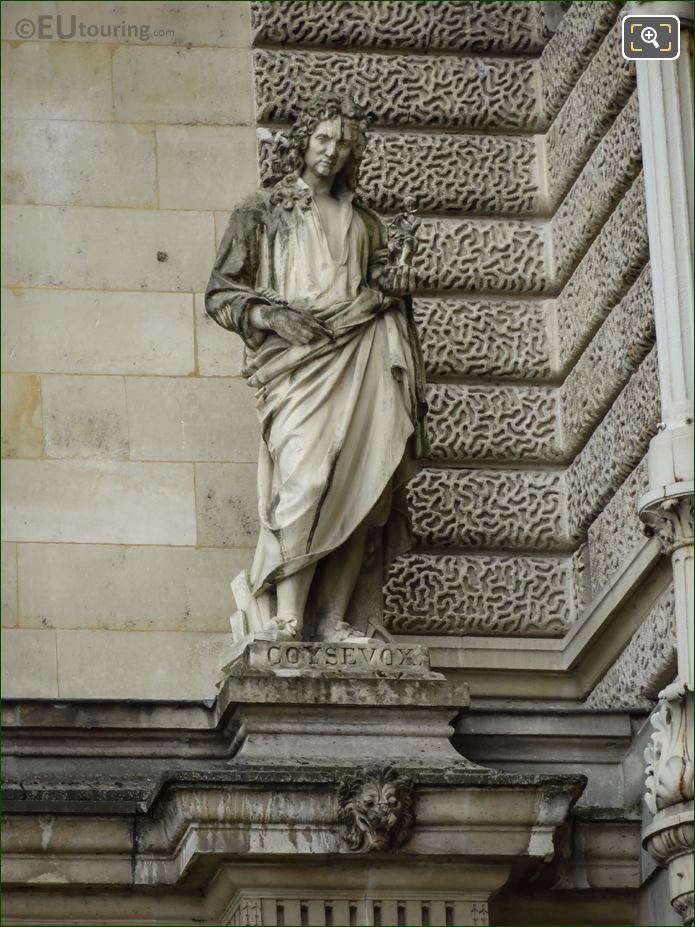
[350,780,403,848]
[303,117,355,181]
[337,765,415,854]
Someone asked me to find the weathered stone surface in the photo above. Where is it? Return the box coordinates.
[427,383,559,462]
[0,41,112,120]
[126,377,259,463]
[2,289,195,376]
[56,629,230,699]
[408,468,567,550]
[414,298,552,380]
[565,349,661,539]
[414,218,547,293]
[42,375,129,460]
[2,119,157,208]
[570,542,590,616]
[383,553,571,636]
[254,48,538,130]
[53,1,251,47]
[584,587,677,709]
[556,175,649,367]
[546,19,636,204]
[17,544,252,632]
[0,374,42,458]
[1,459,197,545]
[194,462,259,547]
[3,205,214,292]
[539,1,621,122]
[113,46,254,125]
[194,293,246,377]
[157,125,258,211]
[0,1,56,41]
[252,1,549,53]
[1,628,57,697]
[260,130,539,215]
[1,542,18,628]
[560,266,655,456]
[588,458,649,595]
[551,93,642,279]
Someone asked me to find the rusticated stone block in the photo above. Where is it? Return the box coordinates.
[408,468,567,550]
[584,586,676,708]
[414,298,552,380]
[252,1,549,53]
[259,130,539,215]
[426,383,559,462]
[254,49,538,131]
[556,174,649,367]
[413,218,547,293]
[551,93,642,278]
[540,1,622,122]
[560,265,654,457]
[546,19,636,203]
[565,349,660,540]
[588,458,649,595]
[383,553,572,636]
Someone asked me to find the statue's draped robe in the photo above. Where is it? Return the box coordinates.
[206,179,428,596]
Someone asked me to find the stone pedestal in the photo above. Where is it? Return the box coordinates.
[217,640,471,767]
[2,642,586,925]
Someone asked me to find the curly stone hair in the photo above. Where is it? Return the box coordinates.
[337,764,415,853]
[270,92,372,191]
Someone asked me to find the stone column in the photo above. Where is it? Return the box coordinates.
[629,4,695,923]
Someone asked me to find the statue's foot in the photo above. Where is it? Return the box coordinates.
[320,617,365,643]
[268,614,299,641]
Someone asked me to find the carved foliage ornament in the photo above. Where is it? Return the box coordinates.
[641,495,695,557]
[644,682,694,816]
[338,764,415,853]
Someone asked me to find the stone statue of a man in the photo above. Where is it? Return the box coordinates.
[205,93,428,643]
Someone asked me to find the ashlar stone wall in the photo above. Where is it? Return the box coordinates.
[1,1,259,699]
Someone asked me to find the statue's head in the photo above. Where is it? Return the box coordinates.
[272,93,371,191]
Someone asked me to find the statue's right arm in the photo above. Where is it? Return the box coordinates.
[206,195,334,347]
[204,196,273,348]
